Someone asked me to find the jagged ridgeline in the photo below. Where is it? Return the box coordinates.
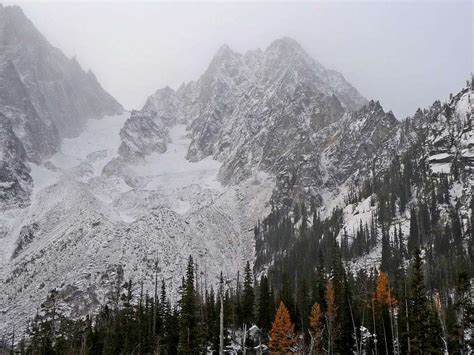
[0,2,472,353]
[0,4,123,208]
[1,22,377,337]
[254,80,473,351]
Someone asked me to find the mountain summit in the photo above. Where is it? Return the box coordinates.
[1,15,471,344]
[0,4,123,140]
[117,37,374,205]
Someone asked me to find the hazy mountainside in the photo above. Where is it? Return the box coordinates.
[0,4,123,140]
[0,6,471,344]
[118,38,374,207]
[0,4,123,211]
[0,116,32,210]
[183,37,366,168]
[0,35,374,335]
[0,60,58,162]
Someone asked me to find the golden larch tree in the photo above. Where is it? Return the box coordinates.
[269,301,296,354]
[372,271,396,308]
[308,302,324,354]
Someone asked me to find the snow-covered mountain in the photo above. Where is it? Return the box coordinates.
[323,82,473,275]
[0,35,372,334]
[1,5,471,339]
[0,5,123,140]
[0,4,123,211]
[116,38,372,206]
[0,113,274,334]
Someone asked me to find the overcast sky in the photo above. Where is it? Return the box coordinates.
[7,1,473,118]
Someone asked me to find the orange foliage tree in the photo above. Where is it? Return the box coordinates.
[308,302,324,354]
[371,271,398,354]
[372,271,397,308]
[269,301,296,354]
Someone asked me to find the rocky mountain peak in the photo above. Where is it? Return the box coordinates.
[203,43,246,83]
[142,86,185,127]
[213,43,235,60]
[348,99,396,126]
[0,5,46,49]
[267,37,304,54]
[0,4,123,139]
[264,36,323,74]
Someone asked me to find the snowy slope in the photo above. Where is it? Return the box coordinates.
[0,4,123,213]
[336,83,473,274]
[0,111,274,335]
[4,28,468,340]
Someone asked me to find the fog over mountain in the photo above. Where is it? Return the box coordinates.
[6,1,472,118]
[0,2,472,354]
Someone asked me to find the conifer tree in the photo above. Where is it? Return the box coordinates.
[269,302,296,353]
[373,272,396,308]
[408,248,431,354]
[325,280,337,355]
[279,272,296,323]
[331,243,354,353]
[308,303,324,355]
[178,256,201,354]
[454,271,473,353]
[257,275,273,333]
[407,208,419,255]
[372,271,397,354]
[241,261,255,326]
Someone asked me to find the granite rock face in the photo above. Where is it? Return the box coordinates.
[118,110,168,161]
[0,60,59,163]
[0,115,32,210]
[119,38,396,207]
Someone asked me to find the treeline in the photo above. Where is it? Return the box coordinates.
[5,91,473,354]
[8,246,472,354]
[249,98,473,353]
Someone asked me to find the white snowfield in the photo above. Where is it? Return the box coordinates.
[0,112,274,335]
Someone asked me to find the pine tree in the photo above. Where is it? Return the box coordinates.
[408,248,431,354]
[269,302,296,353]
[241,261,255,326]
[373,272,396,308]
[257,275,273,333]
[325,280,337,355]
[331,243,354,353]
[380,229,392,273]
[178,256,201,354]
[372,272,397,354]
[297,277,311,345]
[279,272,296,323]
[407,208,419,255]
[454,271,473,353]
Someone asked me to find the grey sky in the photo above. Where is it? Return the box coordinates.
[7,1,473,118]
